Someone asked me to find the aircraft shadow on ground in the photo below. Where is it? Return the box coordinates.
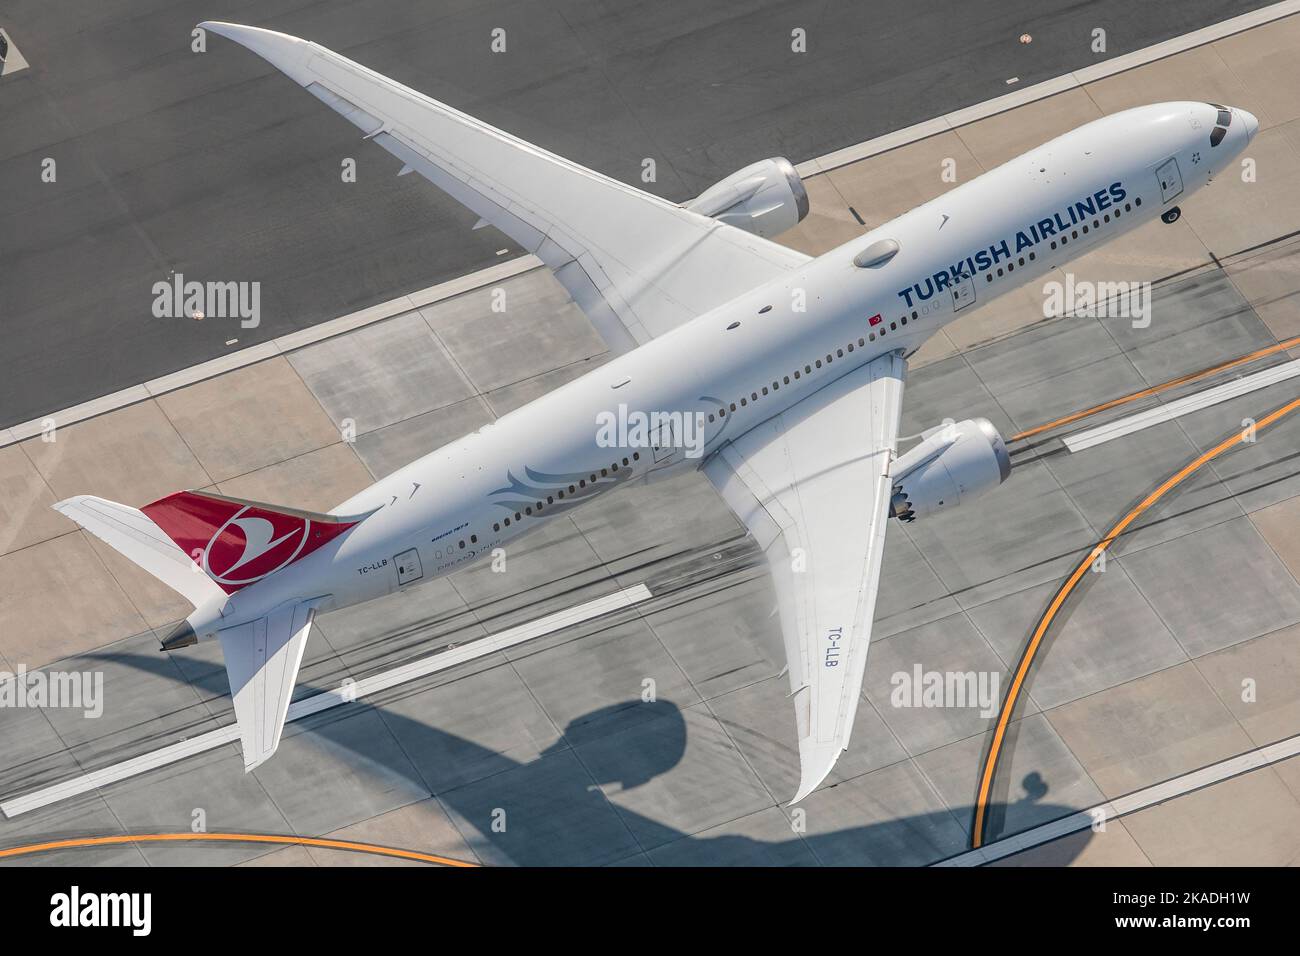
[99,650,1087,866]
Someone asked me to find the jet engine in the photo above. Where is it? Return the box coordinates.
[685,157,809,239]
[889,418,1011,522]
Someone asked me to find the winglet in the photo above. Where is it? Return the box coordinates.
[790,738,842,805]
[199,21,319,86]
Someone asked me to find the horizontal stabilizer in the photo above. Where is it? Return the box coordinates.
[53,496,225,608]
[220,601,316,771]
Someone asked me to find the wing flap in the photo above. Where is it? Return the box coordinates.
[703,351,906,802]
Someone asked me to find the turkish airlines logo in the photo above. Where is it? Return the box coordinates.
[203,507,312,586]
[142,490,361,594]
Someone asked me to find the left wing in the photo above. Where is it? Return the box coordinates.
[201,21,810,354]
[703,351,906,803]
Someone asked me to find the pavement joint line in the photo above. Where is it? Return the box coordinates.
[935,729,1300,866]
[1063,357,1300,452]
[3,1,1297,449]
[0,583,653,819]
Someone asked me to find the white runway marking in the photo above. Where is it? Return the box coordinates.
[0,584,653,818]
[0,29,31,76]
[934,730,1300,866]
[1063,358,1300,452]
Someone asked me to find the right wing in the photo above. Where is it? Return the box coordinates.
[703,351,906,802]
[202,21,810,354]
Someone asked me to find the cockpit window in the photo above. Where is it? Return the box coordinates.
[1206,104,1231,147]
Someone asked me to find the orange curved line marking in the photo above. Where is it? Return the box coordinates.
[0,832,478,866]
[1009,334,1300,442]
[972,395,1300,848]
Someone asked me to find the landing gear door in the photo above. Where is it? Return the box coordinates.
[950,272,976,312]
[394,548,423,585]
[1156,157,1183,203]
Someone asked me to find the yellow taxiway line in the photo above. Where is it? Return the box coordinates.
[0,831,478,866]
[1009,334,1300,442]
[972,394,1300,848]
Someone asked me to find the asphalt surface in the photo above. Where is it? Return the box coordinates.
[0,0,1278,427]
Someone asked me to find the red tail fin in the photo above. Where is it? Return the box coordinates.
[141,491,363,594]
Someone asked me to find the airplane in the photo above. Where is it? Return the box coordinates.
[54,20,1258,804]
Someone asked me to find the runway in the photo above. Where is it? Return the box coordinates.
[0,0,1282,427]
[1,5,1300,866]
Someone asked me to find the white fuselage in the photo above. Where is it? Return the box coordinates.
[191,101,1256,637]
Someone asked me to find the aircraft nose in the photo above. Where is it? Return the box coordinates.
[1237,108,1259,142]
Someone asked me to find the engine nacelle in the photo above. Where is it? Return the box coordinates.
[889,418,1011,522]
[685,157,809,239]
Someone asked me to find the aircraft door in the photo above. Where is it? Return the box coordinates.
[950,272,976,312]
[394,548,423,585]
[1155,157,1183,203]
[650,421,677,463]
